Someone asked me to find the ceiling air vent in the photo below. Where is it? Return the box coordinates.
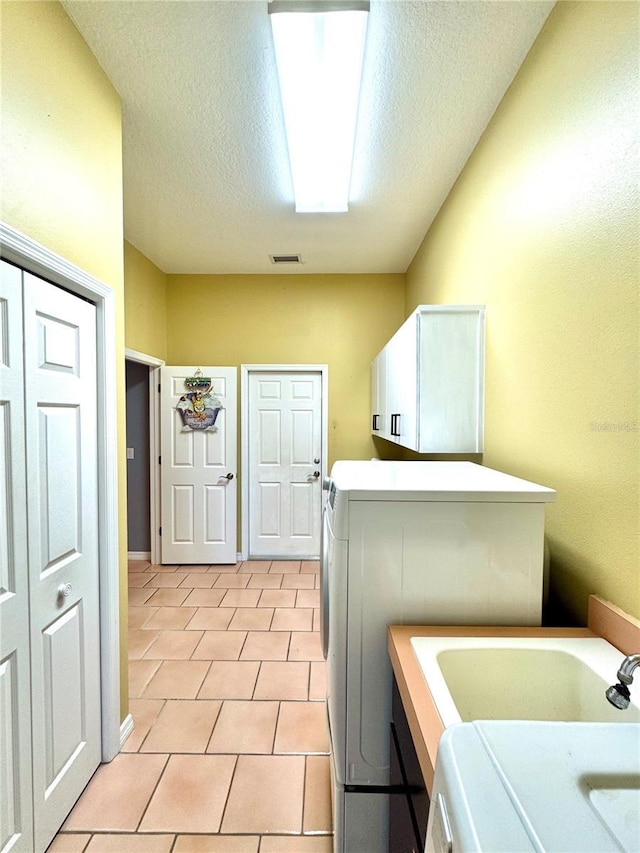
[269,253,302,265]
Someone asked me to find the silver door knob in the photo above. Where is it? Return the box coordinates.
[57,583,72,600]
[314,457,320,464]
[313,471,320,478]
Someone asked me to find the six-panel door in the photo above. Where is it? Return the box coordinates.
[248,371,322,558]
[160,366,237,564]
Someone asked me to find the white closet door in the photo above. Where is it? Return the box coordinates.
[23,272,101,852]
[0,261,33,853]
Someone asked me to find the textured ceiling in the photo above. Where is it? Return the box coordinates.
[62,0,554,274]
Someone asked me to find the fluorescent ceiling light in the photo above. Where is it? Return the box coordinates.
[269,1,369,213]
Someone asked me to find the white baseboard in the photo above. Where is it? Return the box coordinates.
[128,551,151,561]
[119,713,134,751]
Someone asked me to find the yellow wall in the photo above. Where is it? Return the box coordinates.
[166,273,405,465]
[1,1,130,717]
[124,241,168,359]
[406,1,639,623]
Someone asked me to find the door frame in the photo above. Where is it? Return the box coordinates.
[125,348,164,566]
[1,221,121,761]
[240,364,329,561]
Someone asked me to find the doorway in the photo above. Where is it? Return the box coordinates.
[126,360,151,559]
[241,365,328,560]
[124,349,163,565]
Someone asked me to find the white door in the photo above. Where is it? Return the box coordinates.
[160,366,237,564]
[0,264,102,853]
[24,272,102,852]
[1,261,33,853]
[248,371,323,558]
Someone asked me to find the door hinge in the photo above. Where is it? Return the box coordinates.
[159,456,161,465]
[158,383,161,393]
[159,527,162,536]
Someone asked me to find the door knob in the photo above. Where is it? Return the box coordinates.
[313,471,320,478]
[224,473,234,480]
[57,582,72,601]
[314,457,320,464]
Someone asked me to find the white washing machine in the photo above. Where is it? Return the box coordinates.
[320,460,556,853]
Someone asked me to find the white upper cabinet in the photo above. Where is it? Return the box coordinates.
[371,305,485,453]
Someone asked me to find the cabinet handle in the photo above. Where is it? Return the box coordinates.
[372,414,379,431]
[391,413,401,437]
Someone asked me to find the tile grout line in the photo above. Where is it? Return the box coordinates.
[193,660,213,700]
[203,697,224,755]
[133,752,171,834]
[212,752,239,835]
[272,700,283,756]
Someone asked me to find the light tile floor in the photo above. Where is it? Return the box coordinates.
[49,560,333,853]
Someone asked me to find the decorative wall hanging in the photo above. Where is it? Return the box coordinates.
[176,370,223,431]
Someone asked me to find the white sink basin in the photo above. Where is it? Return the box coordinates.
[410,636,640,725]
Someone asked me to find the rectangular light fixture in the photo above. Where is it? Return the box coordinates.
[269,0,369,213]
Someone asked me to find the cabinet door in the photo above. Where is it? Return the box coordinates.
[385,319,417,448]
[370,354,381,435]
[389,726,422,853]
[392,679,429,850]
[417,307,485,453]
[377,348,391,442]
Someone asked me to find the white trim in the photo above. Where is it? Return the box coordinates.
[119,713,134,750]
[125,347,164,368]
[127,551,151,561]
[1,221,121,762]
[125,348,164,565]
[149,366,161,564]
[240,364,329,560]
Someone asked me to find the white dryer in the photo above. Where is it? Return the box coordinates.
[320,460,556,853]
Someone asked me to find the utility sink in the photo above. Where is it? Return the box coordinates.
[410,636,640,726]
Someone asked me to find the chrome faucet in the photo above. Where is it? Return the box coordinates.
[606,653,640,710]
